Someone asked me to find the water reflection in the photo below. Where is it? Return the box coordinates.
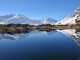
[58,29,80,46]
[0,28,80,46]
[0,30,40,40]
[0,30,57,40]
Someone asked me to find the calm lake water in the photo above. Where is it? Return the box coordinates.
[0,29,80,60]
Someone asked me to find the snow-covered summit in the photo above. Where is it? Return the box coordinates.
[69,6,80,18]
[55,6,80,25]
[41,17,57,24]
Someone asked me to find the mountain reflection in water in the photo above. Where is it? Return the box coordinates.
[0,30,57,40]
[0,29,80,46]
[58,29,80,46]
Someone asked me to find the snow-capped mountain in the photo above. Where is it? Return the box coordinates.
[0,14,57,25]
[55,6,80,25]
[57,29,80,46]
[41,17,57,24]
[0,14,40,24]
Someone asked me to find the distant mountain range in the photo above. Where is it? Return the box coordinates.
[0,6,80,25]
[0,14,57,25]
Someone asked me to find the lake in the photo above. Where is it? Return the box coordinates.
[0,29,80,60]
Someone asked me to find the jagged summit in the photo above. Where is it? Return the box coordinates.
[76,6,80,11]
[70,6,80,17]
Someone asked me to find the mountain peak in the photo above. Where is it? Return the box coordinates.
[13,14,20,18]
[76,6,80,10]
[70,6,80,18]
[42,17,57,24]
[55,6,80,25]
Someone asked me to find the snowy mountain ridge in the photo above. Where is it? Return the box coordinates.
[0,14,57,25]
[55,6,80,25]
[0,6,80,25]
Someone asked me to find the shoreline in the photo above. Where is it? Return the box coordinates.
[0,24,80,34]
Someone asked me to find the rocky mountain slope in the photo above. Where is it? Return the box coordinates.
[55,6,80,25]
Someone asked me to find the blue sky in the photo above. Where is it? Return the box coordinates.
[0,0,80,20]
